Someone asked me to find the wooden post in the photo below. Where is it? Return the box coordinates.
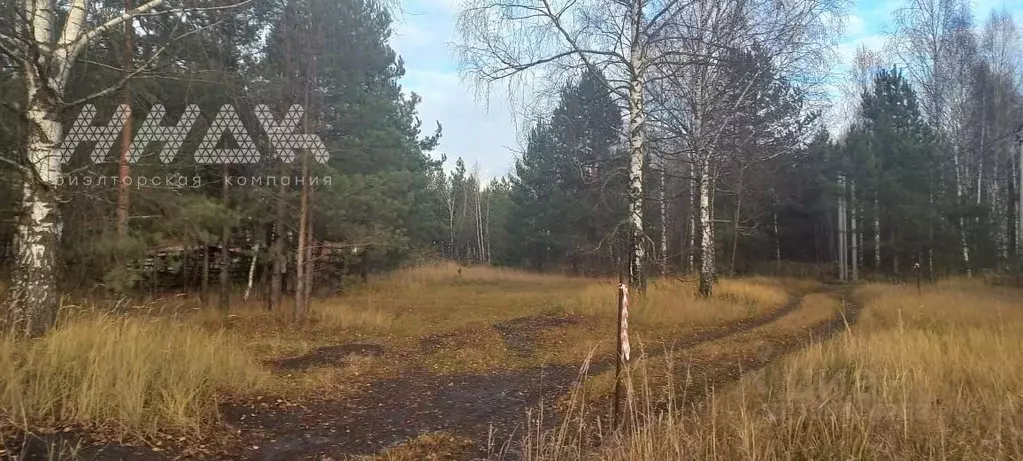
[613,280,630,430]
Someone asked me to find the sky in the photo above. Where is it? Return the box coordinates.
[390,0,1023,180]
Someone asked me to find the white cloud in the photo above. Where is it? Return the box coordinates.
[845,14,866,36]
[396,0,1023,175]
[404,68,525,177]
[834,34,887,67]
[392,0,561,177]
[391,1,526,176]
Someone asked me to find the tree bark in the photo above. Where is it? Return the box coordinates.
[1018,134,1023,262]
[294,33,318,321]
[245,243,260,303]
[659,168,668,275]
[270,181,286,312]
[447,192,455,259]
[115,0,134,242]
[218,164,231,313]
[6,173,61,337]
[304,212,313,305]
[262,225,272,309]
[294,161,308,321]
[953,147,971,276]
[475,175,485,262]
[729,166,744,276]
[928,168,936,279]
[851,180,858,281]
[838,175,847,282]
[485,189,492,263]
[1009,150,1018,266]
[294,124,311,320]
[687,175,696,273]
[201,243,210,303]
[698,160,714,297]
[5,0,178,337]
[627,28,647,292]
[874,194,881,270]
[5,39,64,336]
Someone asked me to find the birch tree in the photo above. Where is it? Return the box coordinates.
[892,0,974,275]
[647,0,837,295]
[457,0,699,291]
[845,45,886,270]
[0,0,251,336]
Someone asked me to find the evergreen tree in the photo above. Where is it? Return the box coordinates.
[505,70,624,272]
[857,67,939,274]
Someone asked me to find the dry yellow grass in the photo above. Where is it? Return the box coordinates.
[566,291,842,409]
[0,263,813,451]
[569,277,790,329]
[356,431,474,461]
[530,280,1023,461]
[0,311,267,438]
[363,261,585,293]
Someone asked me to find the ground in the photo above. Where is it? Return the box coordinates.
[1,265,1020,461]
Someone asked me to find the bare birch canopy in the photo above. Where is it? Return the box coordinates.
[456,0,843,294]
[457,0,841,97]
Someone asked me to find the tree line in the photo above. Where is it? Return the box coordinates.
[451,0,1023,293]
[0,0,446,336]
[2,0,1023,338]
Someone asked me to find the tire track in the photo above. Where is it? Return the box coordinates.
[465,289,826,460]
[670,286,860,404]
[12,288,840,461]
[532,287,861,461]
[217,290,822,461]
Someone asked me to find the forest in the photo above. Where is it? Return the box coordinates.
[3,0,1022,335]
[0,1,1021,460]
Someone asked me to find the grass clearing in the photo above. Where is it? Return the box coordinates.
[0,263,815,454]
[532,280,1023,461]
[568,277,791,329]
[565,291,843,410]
[0,311,268,438]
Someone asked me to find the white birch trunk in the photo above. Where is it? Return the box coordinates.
[687,176,696,273]
[243,244,260,301]
[928,182,935,277]
[485,189,491,263]
[626,13,646,291]
[474,182,484,262]
[6,0,70,336]
[874,194,881,270]
[993,170,1005,262]
[858,203,864,274]
[838,175,847,282]
[953,148,971,276]
[1017,135,1023,262]
[659,168,668,275]
[8,99,63,337]
[447,191,455,259]
[698,160,714,296]
[851,181,858,281]
[1012,151,1018,264]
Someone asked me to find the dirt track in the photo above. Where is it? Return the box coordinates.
[9,286,859,461]
[220,285,859,461]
